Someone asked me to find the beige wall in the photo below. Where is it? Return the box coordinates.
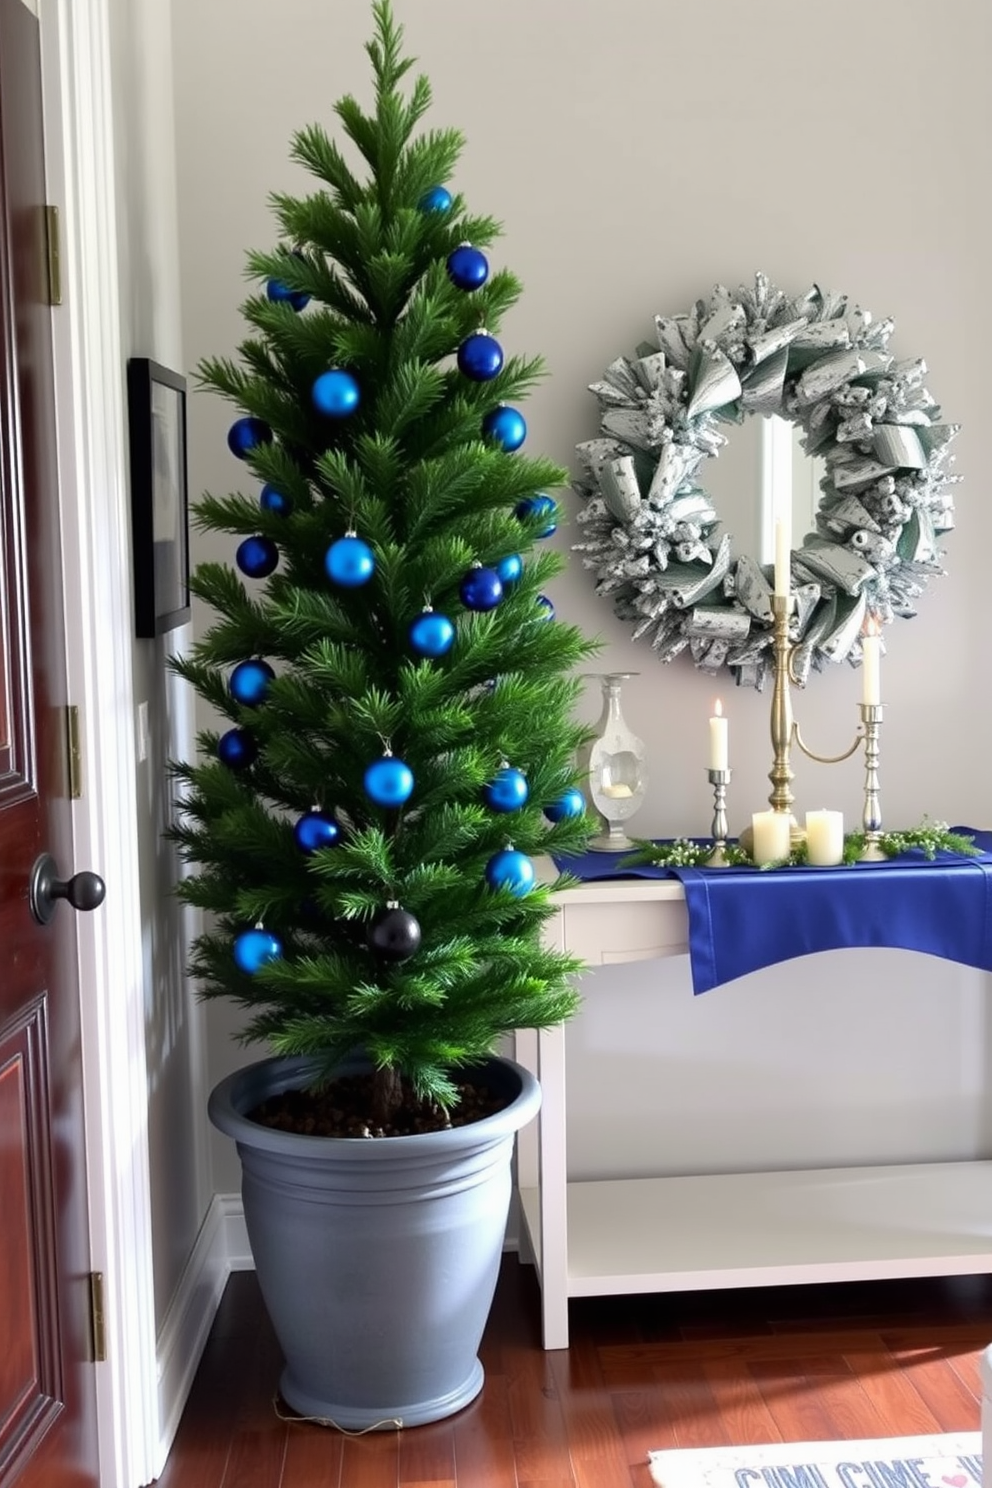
[109,0,211,1330]
[170,0,992,1194]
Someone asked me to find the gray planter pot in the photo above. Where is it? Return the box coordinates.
[209,1051,540,1430]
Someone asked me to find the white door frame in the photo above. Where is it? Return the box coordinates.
[40,2,161,1484]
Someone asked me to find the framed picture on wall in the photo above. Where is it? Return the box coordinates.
[127,358,191,637]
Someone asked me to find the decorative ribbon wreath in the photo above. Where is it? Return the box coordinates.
[573,273,959,687]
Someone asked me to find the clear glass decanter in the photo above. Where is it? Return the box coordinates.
[577,672,647,852]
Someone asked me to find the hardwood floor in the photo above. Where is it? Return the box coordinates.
[154,1259,991,1487]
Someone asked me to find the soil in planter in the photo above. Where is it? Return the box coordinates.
[248,1071,511,1139]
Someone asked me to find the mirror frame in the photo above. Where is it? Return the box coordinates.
[574,274,959,687]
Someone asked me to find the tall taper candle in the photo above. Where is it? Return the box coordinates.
[773,515,791,598]
[708,699,728,771]
[862,620,881,705]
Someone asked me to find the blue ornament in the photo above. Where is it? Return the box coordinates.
[515,493,557,536]
[364,755,415,807]
[325,535,375,587]
[535,595,556,621]
[236,535,279,579]
[544,788,585,823]
[229,659,275,707]
[418,184,452,212]
[496,553,523,586]
[293,809,341,854]
[217,727,257,769]
[234,927,283,975]
[227,416,272,459]
[485,848,535,897]
[483,767,529,813]
[409,609,455,658]
[457,331,504,382]
[446,244,489,291]
[460,565,503,612]
[312,368,361,418]
[482,405,526,452]
[266,279,311,312]
[260,483,291,516]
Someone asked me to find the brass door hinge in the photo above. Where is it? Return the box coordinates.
[65,705,82,800]
[44,205,62,306]
[89,1272,107,1363]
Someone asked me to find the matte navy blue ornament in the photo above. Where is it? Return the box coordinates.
[364,754,414,807]
[260,483,291,516]
[368,904,422,961]
[229,658,275,707]
[544,787,585,823]
[227,416,272,459]
[460,564,503,612]
[483,767,529,813]
[535,595,556,621]
[325,534,375,587]
[446,244,489,291]
[482,404,526,451]
[457,331,504,382]
[515,493,557,536]
[293,808,341,855]
[496,553,523,586]
[217,727,257,770]
[234,926,283,975]
[418,184,452,212]
[409,609,455,658]
[312,368,361,418]
[236,535,279,579]
[485,848,535,897]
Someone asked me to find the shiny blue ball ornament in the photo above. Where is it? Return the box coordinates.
[260,483,291,516]
[483,767,529,813]
[364,755,415,807]
[485,848,535,897]
[293,809,341,855]
[234,927,283,975]
[446,244,489,291]
[229,658,275,707]
[496,553,523,586]
[460,565,503,612]
[266,278,310,312]
[236,535,279,579]
[457,331,504,382]
[515,493,557,536]
[482,405,526,452]
[544,787,585,823]
[418,184,452,212]
[409,609,455,658]
[312,368,361,418]
[535,595,556,621]
[227,416,272,459]
[325,535,375,587]
[217,727,257,770]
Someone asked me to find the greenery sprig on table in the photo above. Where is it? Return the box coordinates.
[623,821,979,871]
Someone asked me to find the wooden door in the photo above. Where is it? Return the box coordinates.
[0,0,101,1483]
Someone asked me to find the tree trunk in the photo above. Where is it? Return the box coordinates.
[371,1064,403,1128]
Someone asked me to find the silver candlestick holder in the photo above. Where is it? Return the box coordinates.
[707,768,732,866]
[859,702,886,860]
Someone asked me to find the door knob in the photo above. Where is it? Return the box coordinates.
[29,853,106,925]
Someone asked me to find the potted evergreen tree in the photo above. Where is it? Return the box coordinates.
[171,0,596,1431]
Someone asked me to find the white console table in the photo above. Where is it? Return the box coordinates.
[514,871,992,1350]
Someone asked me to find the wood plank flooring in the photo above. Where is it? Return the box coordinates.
[153,1259,992,1487]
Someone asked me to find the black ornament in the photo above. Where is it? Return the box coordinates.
[368,904,422,961]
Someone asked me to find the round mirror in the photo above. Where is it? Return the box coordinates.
[574,274,960,687]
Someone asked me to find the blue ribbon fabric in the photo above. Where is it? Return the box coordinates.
[553,829,992,994]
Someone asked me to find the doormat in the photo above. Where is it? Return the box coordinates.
[648,1432,982,1488]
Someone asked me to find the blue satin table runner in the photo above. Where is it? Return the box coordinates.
[552,828,992,994]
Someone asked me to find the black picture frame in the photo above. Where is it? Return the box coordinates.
[127,358,190,637]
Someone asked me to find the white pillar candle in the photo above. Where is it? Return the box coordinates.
[773,515,791,598]
[805,809,845,866]
[708,699,728,771]
[862,621,881,705]
[751,810,791,865]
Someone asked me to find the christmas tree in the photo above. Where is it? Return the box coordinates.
[171,0,598,1130]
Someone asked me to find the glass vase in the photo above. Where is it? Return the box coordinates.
[578,673,647,852]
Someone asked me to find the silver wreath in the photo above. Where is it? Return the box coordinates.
[573,273,960,687]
